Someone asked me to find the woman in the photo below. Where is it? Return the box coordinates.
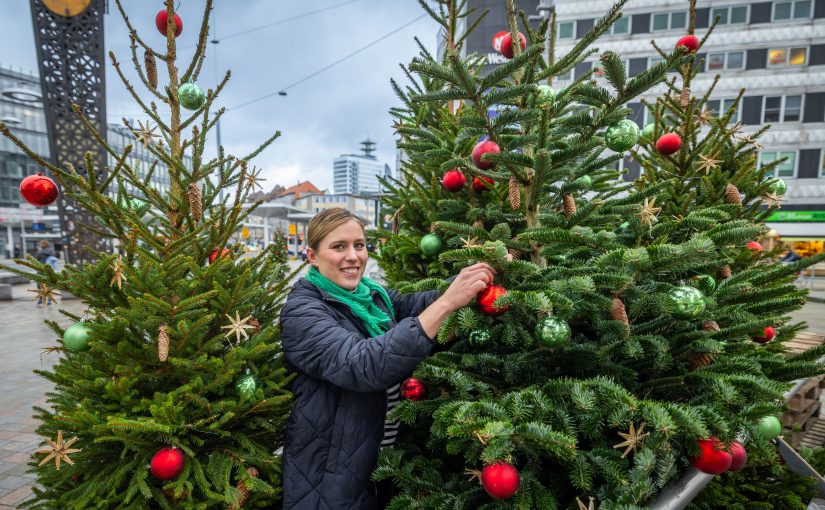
[280,208,495,509]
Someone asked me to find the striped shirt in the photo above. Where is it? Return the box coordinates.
[381,382,402,449]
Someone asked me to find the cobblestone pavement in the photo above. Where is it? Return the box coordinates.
[0,259,816,508]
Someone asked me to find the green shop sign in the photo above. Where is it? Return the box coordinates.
[767,211,825,222]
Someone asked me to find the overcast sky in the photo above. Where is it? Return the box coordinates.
[0,1,441,192]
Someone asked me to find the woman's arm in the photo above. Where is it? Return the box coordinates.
[416,262,496,339]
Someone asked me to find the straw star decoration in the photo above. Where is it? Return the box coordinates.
[460,236,481,248]
[36,430,81,470]
[696,106,714,126]
[613,422,649,458]
[221,311,257,345]
[736,133,764,149]
[30,284,60,305]
[134,120,161,147]
[638,198,662,227]
[577,496,596,510]
[761,192,784,208]
[246,166,266,192]
[698,153,721,175]
[110,256,127,290]
[728,121,744,136]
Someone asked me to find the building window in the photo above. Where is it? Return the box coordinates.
[763,95,803,122]
[557,21,574,39]
[610,17,629,34]
[768,47,807,67]
[652,11,687,31]
[712,5,749,24]
[773,0,812,20]
[556,68,573,81]
[707,51,745,71]
[760,151,796,177]
[706,98,741,122]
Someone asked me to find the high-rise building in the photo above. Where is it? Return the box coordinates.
[0,63,174,258]
[333,138,391,195]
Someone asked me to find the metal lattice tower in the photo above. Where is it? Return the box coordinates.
[30,0,108,265]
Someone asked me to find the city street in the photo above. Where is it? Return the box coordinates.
[0,259,817,507]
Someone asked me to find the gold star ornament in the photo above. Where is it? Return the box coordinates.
[36,430,81,470]
[613,422,649,458]
[221,311,257,345]
[577,496,596,510]
[134,120,161,147]
[698,153,720,175]
[246,166,266,192]
[30,284,60,306]
[696,106,714,126]
[761,192,784,208]
[638,198,662,227]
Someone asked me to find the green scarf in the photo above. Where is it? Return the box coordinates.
[306,266,395,337]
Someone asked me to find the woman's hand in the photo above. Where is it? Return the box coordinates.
[417,262,497,340]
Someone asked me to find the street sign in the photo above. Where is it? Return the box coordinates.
[241,227,250,239]
[289,223,296,235]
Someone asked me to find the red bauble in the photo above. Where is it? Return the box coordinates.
[442,169,467,193]
[746,240,764,252]
[19,173,59,207]
[481,462,520,499]
[473,176,495,193]
[477,284,508,316]
[754,326,776,344]
[472,140,501,170]
[150,447,185,480]
[728,441,748,471]
[675,34,700,53]
[655,133,682,155]
[209,248,230,264]
[155,10,183,37]
[499,32,526,59]
[491,30,509,52]
[400,377,426,401]
[690,437,732,475]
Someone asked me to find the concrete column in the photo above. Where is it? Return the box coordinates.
[6,223,13,258]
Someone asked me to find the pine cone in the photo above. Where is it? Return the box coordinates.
[702,320,721,332]
[688,353,715,371]
[144,49,158,89]
[227,467,259,510]
[248,318,260,333]
[473,219,485,229]
[563,193,576,218]
[188,183,202,222]
[507,248,520,261]
[158,325,169,362]
[725,183,742,205]
[611,298,629,324]
[719,264,732,279]
[508,177,521,210]
[680,87,691,108]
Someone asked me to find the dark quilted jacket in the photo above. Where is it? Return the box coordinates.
[280,277,440,509]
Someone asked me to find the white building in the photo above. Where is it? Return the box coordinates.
[333,138,391,195]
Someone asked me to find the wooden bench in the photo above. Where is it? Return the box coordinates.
[783,331,825,447]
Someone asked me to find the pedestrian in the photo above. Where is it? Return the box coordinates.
[279,207,495,509]
[13,244,20,258]
[34,240,56,305]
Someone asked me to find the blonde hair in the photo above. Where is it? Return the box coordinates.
[39,240,50,249]
[307,208,365,251]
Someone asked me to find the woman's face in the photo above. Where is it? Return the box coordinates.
[307,220,369,290]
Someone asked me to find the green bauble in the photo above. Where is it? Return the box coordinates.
[178,82,206,110]
[690,274,716,295]
[766,177,787,196]
[535,316,571,347]
[536,84,555,104]
[574,175,592,187]
[63,322,92,352]
[605,119,640,152]
[468,329,491,346]
[235,373,259,400]
[641,122,655,140]
[669,286,706,319]
[756,416,782,440]
[419,234,443,256]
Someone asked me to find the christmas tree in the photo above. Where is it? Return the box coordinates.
[2,1,293,507]
[375,0,825,507]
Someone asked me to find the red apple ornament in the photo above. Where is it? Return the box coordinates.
[491,31,508,52]
[656,133,682,155]
[472,140,501,170]
[675,34,700,53]
[728,441,748,471]
[746,240,764,252]
[150,447,185,480]
[209,248,230,264]
[155,10,183,37]
[481,462,520,499]
[690,437,732,475]
[400,377,426,401]
[754,326,776,344]
[19,173,59,207]
[442,169,467,192]
[499,32,526,59]
[477,284,508,316]
[473,175,495,193]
